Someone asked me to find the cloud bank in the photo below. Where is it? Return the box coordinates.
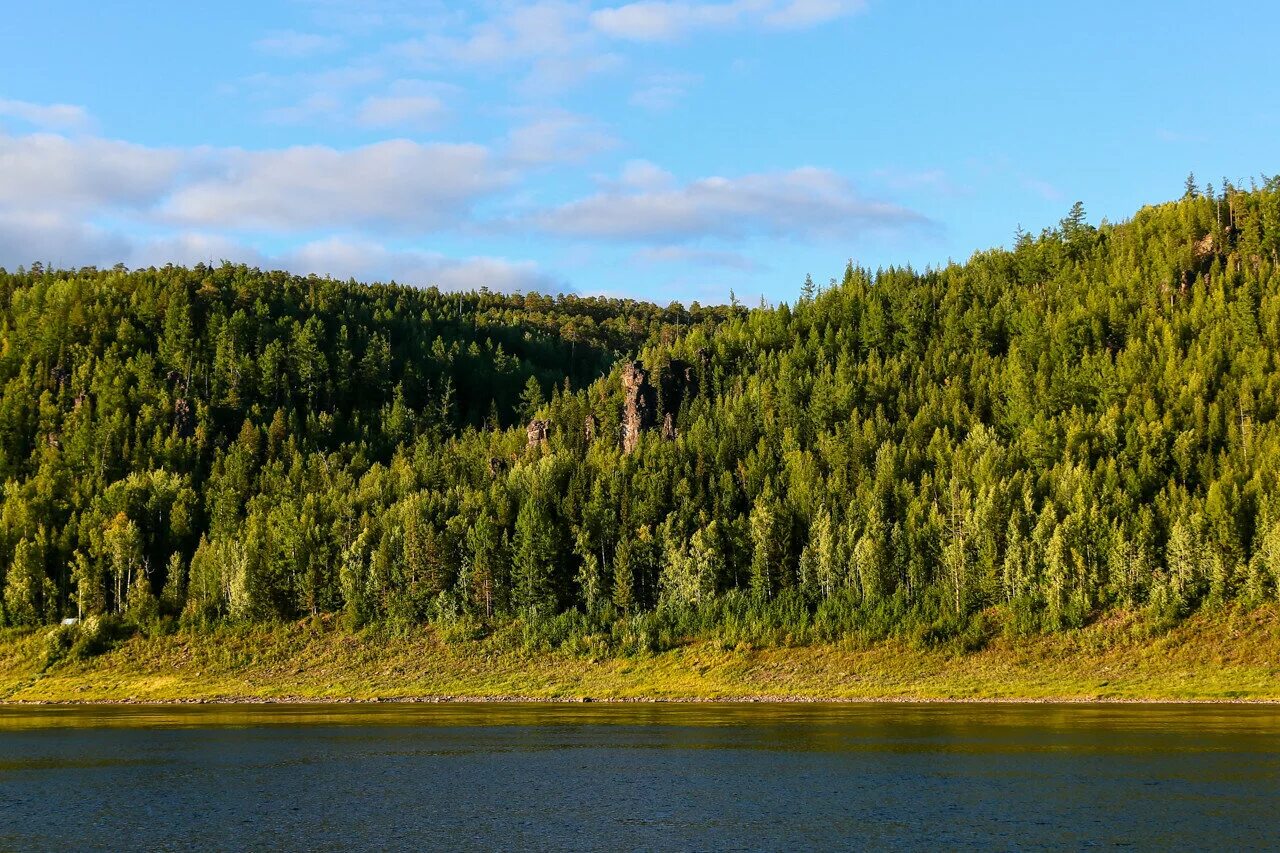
[0,87,926,296]
[531,162,927,242]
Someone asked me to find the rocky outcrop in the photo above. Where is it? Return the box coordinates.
[621,358,698,451]
[584,414,597,444]
[526,418,550,449]
[621,362,655,454]
[662,412,676,441]
[1193,231,1216,260]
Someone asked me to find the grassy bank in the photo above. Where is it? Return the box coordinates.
[1,606,1278,703]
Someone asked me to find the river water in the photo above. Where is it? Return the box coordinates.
[0,702,1277,851]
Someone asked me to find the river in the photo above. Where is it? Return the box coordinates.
[0,702,1277,850]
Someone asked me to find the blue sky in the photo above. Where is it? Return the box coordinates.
[1,1,1276,305]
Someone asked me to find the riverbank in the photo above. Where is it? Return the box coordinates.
[2,606,1277,703]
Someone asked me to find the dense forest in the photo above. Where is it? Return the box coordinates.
[4,178,1280,651]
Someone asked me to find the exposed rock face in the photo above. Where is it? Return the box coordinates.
[621,362,655,454]
[1193,231,1216,260]
[1184,224,1239,290]
[584,414,597,444]
[621,359,698,451]
[526,418,550,449]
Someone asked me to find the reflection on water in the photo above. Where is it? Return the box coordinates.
[1,703,1277,850]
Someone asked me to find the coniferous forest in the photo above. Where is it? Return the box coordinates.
[3,180,1280,651]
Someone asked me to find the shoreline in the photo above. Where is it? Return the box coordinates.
[3,606,1278,706]
[4,695,1280,706]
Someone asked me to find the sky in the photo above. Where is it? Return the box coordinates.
[1,1,1277,306]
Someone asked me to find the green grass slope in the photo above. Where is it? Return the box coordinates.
[2,606,1276,703]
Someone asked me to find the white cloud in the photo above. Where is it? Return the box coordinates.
[244,63,386,96]
[263,92,344,125]
[356,93,446,128]
[505,111,616,165]
[254,30,345,58]
[0,212,130,269]
[0,112,916,296]
[147,235,265,269]
[254,74,453,129]
[635,245,763,270]
[590,1,738,41]
[0,121,559,292]
[520,52,626,95]
[165,140,511,232]
[352,78,456,129]
[0,130,511,236]
[239,63,386,125]
[589,0,865,42]
[0,132,182,213]
[629,73,699,110]
[392,0,864,91]
[763,0,864,28]
[0,98,92,132]
[531,165,927,242]
[0,215,551,294]
[297,0,435,33]
[282,237,556,291]
[398,1,593,68]
[616,159,677,190]
[277,0,861,101]
[0,214,261,274]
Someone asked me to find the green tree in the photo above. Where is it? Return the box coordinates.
[160,285,195,376]
[3,539,45,626]
[101,513,144,615]
[513,496,557,617]
[749,486,787,601]
[518,375,544,422]
[125,568,160,628]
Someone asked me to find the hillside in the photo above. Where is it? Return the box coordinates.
[3,606,1278,703]
[2,180,1280,685]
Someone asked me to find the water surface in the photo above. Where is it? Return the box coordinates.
[0,702,1276,850]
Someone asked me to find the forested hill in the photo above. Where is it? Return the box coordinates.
[3,179,1280,648]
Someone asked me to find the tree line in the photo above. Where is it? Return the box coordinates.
[4,176,1280,648]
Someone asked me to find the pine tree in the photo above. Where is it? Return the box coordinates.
[513,497,556,617]
[1184,172,1199,199]
[801,274,816,302]
[3,539,44,626]
[518,375,544,422]
[160,285,194,377]
[612,534,637,613]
